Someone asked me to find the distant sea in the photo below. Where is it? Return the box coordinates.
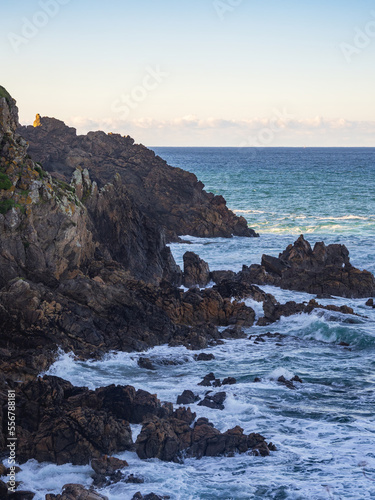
[19,148,375,499]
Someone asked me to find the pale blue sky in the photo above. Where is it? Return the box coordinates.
[1,0,375,145]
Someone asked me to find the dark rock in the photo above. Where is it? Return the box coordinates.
[254,377,261,383]
[198,391,226,410]
[176,390,199,405]
[221,326,247,339]
[12,375,178,465]
[45,483,108,499]
[183,252,210,288]
[338,341,350,347]
[261,254,290,277]
[262,235,375,298]
[19,114,258,241]
[277,376,296,390]
[222,377,237,385]
[198,373,216,386]
[138,357,156,371]
[125,474,144,484]
[132,494,170,500]
[136,415,274,462]
[365,298,374,307]
[257,296,358,326]
[91,456,128,476]
[194,353,215,361]
[210,270,236,284]
[1,490,35,500]
[291,375,303,383]
[172,407,196,424]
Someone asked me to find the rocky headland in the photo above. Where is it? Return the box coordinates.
[1,86,374,498]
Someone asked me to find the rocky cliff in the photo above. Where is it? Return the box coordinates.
[18,116,258,241]
[0,87,256,383]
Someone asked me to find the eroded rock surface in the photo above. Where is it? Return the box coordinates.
[19,116,258,241]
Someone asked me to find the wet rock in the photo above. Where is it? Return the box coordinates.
[136,415,274,462]
[277,376,296,390]
[138,357,156,371]
[131,493,170,500]
[0,486,35,500]
[261,235,375,298]
[365,298,374,308]
[125,474,144,484]
[172,407,196,424]
[183,252,210,288]
[261,254,290,277]
[13,376,176,465]
[291,375,303,383]
[257,297,359,326]
[135,417,192,462]
[210,270,236,284]
[198,391,226,410]
[221,326,247,339]
[254,377,261,383]
[91,456,128,476]
[46,483,108,499]
[194,353,215,361]
[198,373,216,386]
[176,390,200,405]
[222,377,237,385]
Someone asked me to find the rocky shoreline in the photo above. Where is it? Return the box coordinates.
[1,87,374,499]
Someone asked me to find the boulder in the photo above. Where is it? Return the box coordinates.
[176,390,200,405]
[194,353,215,361]
[198,391,226,410]
[183,252,210,288]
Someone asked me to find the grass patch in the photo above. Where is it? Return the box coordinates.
[35,165,46,179]
[0,86,12,104]
[55,179,75,193]
[0,173,12,190]
[0,199,16,214]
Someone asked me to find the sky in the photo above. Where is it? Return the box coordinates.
[1,0,375,146]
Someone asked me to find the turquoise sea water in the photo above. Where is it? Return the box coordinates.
[9,148,375,499]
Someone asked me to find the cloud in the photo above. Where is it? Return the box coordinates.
[61,115,375,147]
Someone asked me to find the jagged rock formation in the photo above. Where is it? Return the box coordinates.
[212,235,374,299]
[18,116,258,241]
[136,415,276,462]
[261,235,375,298]
[182,251,211,288]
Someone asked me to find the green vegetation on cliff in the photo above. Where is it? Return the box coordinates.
[0,86,11,104]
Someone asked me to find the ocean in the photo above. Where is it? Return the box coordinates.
[16,148,375,499]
